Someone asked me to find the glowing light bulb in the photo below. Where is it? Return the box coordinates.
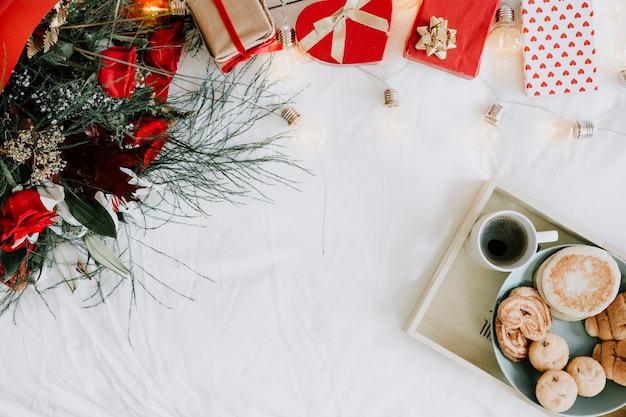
[541,117,595,146]
[375,88,407,140]
[128,0,186,21]
[487,5,523,56]
[281,107,327,149]
[270,26,307,80]
[469,104,504,151]
[129,0,169,17]
[392,0,421,9]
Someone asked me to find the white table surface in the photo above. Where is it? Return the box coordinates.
[2,1,626,416]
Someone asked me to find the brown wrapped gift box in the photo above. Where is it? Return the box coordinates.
[187,0,276,72]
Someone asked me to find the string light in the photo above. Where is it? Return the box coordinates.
[541,116,595,146]
[128,0,186,19]
[487,5,522,56]
[375,88,407,139]
[469,103,505,150]
[606,38,626,86]
[281,106,327,149]
[271,26,308,80]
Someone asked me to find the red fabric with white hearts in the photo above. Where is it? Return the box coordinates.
[521,0,598,96]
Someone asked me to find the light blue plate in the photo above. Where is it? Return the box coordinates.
[491,244,626,416]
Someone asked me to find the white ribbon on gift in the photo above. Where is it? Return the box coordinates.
[298,0,390,64]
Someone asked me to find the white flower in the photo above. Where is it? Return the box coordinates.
[37,181,65,211]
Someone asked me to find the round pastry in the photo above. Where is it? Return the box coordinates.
[535,369,578,413]
[535,245,621,321]
[566,356,606,397]
[529,332,569,372]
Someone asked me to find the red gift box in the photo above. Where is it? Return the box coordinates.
[295,0,392,65]
[403,0,499,79]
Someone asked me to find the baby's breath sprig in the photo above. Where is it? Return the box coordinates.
[4,125,67,185]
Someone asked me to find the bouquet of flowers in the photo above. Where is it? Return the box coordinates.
[0,0,297,317]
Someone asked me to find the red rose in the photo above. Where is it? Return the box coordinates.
[124,118,169,169]
[0,189,56,251]
[144,20,185,101]
[98,46,138,98]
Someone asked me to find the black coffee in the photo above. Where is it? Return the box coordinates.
[479,216,528,267]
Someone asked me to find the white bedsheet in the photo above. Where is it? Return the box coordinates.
[1,1,626,416]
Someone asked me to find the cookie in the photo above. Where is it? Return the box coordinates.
[535,369,578,413]
[528,332,569,372]
[566,356,606,397]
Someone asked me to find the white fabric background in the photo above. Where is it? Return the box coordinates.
[1,1,626,416]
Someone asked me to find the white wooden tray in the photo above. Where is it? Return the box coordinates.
[404,179,626,417]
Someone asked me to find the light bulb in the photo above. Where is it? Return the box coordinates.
[392,0,421,9]
[469,104,504,151]
[128,0,186,20]
[270,26,307,80]
[605,0,626,23]
[487,5,523,56]
[281,107,327,149]
[608,39,626,68]
[619,69,626,87]
[542,117,595,146]
[606,38,626,86]
[375,89,407,140]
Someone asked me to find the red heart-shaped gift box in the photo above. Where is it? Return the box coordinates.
[295,0,392,65]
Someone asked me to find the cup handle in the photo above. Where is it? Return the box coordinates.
[537,230,559,244]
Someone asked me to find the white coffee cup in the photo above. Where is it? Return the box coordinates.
[466,210,559,272]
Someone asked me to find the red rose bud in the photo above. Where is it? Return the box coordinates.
[144,20,185,101]
[98,46,138,98]
[0,189,56,251]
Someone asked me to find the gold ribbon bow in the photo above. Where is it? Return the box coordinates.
[415,16,457,60]
[298,0,390,64]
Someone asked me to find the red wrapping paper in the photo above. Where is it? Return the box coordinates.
[403,0,499,79]
[295,0,392,65]
[0,0,60,92]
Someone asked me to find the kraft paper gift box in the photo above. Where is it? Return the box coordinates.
[187,0,276,73]
[295,0,393,65]
[403,0,499,79]
[521,0,598,96]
